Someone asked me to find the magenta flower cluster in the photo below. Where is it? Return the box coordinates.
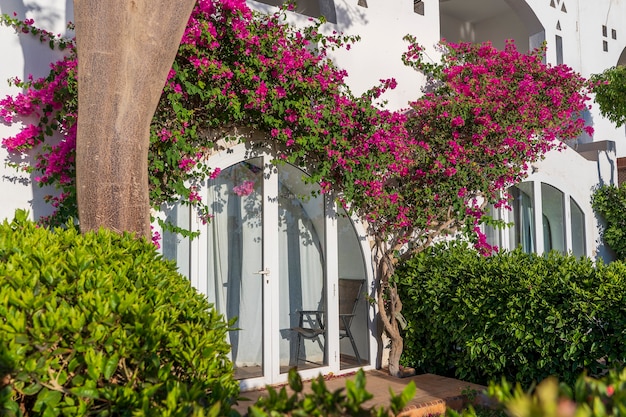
[0,3,592,254]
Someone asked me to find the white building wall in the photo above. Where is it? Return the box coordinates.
[1,0,625,261]
[249,0,441,111]
[327,0,440,111]
[574,0,626,155]
[0,0,72,222]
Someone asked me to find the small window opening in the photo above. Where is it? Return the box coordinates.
[555,35,563,65]
[414,0,424,15]
[603,25,608,37]
[612,29,617,39]
[603,40,609,52]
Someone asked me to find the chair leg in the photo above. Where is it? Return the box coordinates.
[345,326,362,365]
[295,333,302,368]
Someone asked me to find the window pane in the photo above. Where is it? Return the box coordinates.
[206,158,265,379]
[509,183,536,253]
[162,204,191,279]
[483,204,501,249]
[277,163,326,372]
[570,197,586,257]
[555,35,563,65]
[541,183,565,253]
[337,208,370,369]
[252,0,337,23]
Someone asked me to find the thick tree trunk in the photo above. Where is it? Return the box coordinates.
[74,0,196,238]
[378,284,404,377]
[376,246,405,377]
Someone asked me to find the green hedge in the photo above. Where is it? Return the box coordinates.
[0,210,238,416]
[592,184,626,260]
[396,242,626,387]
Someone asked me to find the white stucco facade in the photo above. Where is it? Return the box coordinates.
[2,0,626,389]
[1,0,625,259]
[0,0,73,222]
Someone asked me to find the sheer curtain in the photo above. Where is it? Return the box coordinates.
[277,169,325,367]
[510,184,536,253]
[206,160,264,367]
[521,191,535,253]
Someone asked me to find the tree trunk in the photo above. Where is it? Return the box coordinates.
[74,0,196,238]
[376,246,405,377]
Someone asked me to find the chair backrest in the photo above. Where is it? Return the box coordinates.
[338,279,364,330]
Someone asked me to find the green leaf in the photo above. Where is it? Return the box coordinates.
[70,386,100,400]
[288,368,303,393]
[103,353,119,381]
[33,388,62,413]
[21,382,43,396]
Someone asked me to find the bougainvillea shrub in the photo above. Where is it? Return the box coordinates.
[1,1,593,376]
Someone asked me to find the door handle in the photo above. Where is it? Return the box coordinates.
[255,268,270,275]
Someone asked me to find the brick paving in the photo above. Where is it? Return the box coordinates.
[233,370,486,416]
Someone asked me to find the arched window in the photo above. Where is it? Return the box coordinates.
[486,181,587,256]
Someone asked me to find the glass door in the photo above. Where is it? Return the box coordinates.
[201,155,333,387]
[277,163,327,373]
[204,158,266,381]
[182,147,370,389]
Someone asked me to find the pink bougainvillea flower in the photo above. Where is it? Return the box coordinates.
[233,180,255,196]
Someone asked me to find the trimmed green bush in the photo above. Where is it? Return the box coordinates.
[396,242,626,387]
[0,210,238,416]
[592,184,626,260]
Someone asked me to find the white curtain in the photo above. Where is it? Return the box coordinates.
[277,175,325,366]
[520,191,535,253]
[206,160,264,367]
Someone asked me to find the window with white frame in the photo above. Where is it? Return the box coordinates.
[252,0,337,23]
[485,181,586,256]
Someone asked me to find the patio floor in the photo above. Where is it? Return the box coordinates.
[233,370,486,416]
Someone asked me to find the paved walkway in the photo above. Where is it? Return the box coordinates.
[233,370,486,416]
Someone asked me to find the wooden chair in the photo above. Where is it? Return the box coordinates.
[292,310,325,367]
[291,279,365,367]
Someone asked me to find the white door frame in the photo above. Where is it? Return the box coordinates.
[190,142,376,390]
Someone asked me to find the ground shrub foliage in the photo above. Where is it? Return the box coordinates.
[396,242,626,387]
[0,210,238,416]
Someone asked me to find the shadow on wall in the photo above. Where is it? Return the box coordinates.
[333,0,368,33]
[249,0,368,35]
[1,0,73,221]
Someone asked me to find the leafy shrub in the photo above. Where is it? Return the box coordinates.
[249,368,416,417]
[0,210,238,416]
[455,367,626,417]
[396,242,626,387]
[592,184,626,260]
